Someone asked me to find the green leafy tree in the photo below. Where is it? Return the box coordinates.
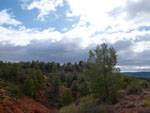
[79,82,90,96]
[50,76,60,99]
[23,78,36,97]
[60,72,66,83]
[61,89,73,106]
[87,43,121,102]
[35,70,43,89]
[66,74,73,87]
[71,80,79,98]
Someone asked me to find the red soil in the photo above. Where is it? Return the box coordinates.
[0,96,53,113]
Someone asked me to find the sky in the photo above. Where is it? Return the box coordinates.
[0,0,150,72]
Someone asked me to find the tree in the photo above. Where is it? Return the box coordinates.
[50,76,60,99]
[60,72,66,83]
[87,43,121,102]
[35,70,43,89]
[61,89,73,106]
[66,74,73,88]
[71,80,79,98]
[79,82,90,96]
[23,78,36,97]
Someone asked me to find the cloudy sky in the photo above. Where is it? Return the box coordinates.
[0,0,150,72]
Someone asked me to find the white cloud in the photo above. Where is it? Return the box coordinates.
[22,0,63,21]
[66,0,128,30]
[132,41,150,53]
[118,65,150,72]
[0,9,22,26]
[0,26,63,46]
[65,0,150,34]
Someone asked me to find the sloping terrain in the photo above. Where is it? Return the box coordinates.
[112,92,150,113]
[0,96,53,113]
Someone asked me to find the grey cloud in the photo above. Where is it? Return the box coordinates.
[0,39,90,63]
[108,0,150,21]
[1,34,150,72]
[135,34,150,42]
[125,0,150,19]
[113,40,150,67]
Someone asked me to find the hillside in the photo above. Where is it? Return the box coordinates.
[0,96,53,113]
[123,72,150,78]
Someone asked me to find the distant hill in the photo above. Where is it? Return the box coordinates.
[123,72,150,78]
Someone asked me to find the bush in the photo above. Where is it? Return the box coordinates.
[107,91,118,104]
[127,80,142,95]
[10,87,21,98]
[59,96,110,113]
[143,96,150,107]
[59,104,77,113]
[140,80,149,89]
[143,100,150,107]
[0,82,8,88]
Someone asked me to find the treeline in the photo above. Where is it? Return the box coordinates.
[0,58,89,106]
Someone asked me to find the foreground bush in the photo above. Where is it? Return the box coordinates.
[59,96,110,113]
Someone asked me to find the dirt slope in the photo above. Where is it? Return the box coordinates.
[0,96,53,113]
[112,92,150,113]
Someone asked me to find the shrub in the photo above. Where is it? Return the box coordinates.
[59,96,110,113]
[10,87,21,98]
[0,82,8,88]
[143,100,150,107]
[143,96,150,107]
[107,90,118,104]
[140,80,149,89]
[127,80,142,95]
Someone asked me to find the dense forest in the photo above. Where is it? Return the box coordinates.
[0,43,150,113]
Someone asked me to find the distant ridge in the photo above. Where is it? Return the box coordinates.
[123,72,150,78]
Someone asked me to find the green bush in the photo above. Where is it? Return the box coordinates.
[143,96,150,107]
[59,104,77,113]
[127,80,142,94]
[107,91,118,104]
[59,96,110,113]
[0,82,8,88]
[143,100,150,107]
[140,80,149,89]
[10,87,21,98]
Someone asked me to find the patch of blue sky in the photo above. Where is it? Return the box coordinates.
[0,0,80,32]
[138,26,150,31]
[45,3,80,32]
[0,0,39,28]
